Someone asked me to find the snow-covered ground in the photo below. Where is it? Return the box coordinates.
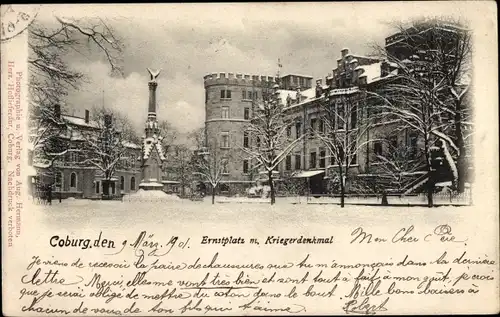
[125,189,181,201]
[29,196,475,233]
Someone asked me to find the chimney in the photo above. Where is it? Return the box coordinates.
[54,104,61,118]
[296,87,302,104]
[315,79,323,98]
[84,109,90,123]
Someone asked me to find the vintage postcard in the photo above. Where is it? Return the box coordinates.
[1,2,499,315]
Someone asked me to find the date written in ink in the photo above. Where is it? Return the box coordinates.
[112,231,190,257]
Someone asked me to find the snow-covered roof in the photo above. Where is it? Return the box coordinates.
[357,62,383,84]
[301,87,316,99]
[281,73,313,79]
[143,135,166,161]
[281,87,322,111]
[33,161,51,169]
[329,87,360,95]
[63,115,99,129]
[122,141,141,149]
[138,182,164,187]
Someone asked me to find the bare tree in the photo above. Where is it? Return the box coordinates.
[164,144,193,197]
[28,16,123,179]
[192,135,230,204]
[242,82,304,204]
[80,107,136,198]
[158,120,178,154]
[315,89,373,207]
[373,139,426,192]
[370,18,473,206]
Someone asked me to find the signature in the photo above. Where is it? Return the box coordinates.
[343,296,390,315]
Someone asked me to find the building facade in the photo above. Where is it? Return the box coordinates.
[29,106,143,199]
[203,72,315,195]
[203,24,467,196]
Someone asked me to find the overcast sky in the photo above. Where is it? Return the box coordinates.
[35,3,476,140]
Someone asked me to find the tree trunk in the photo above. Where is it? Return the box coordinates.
[268,170,275,205]
[454,92,467,193]
[426,181,434,208]
[422,131,434,208]
[211,185,215,205]
[339,173,345,208]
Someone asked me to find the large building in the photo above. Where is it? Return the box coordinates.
[28,105,143,199]
[203,23,469,196]
[203,72,316,194]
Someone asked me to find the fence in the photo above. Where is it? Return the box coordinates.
[302,190,472,206]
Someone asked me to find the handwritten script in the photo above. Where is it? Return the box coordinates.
[14,226,497,315]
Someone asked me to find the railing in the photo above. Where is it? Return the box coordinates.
[302,190,472,206]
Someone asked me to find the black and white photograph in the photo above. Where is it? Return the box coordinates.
[2,2,498,316]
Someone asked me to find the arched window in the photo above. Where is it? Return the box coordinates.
[130,177,136,191]
[70,172,77,189]
[120,176,125,191]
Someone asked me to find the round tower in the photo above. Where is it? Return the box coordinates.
[203,72,276,194]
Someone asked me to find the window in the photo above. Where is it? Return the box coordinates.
[130,177,136,191]
[221,106,229,119]
[244,107,250,120]
[337,106,345,130]
[69,151,79,162]
[408,133,418,159]
[242,90,246,100]
[310,118,317,135]
[95,181,100,194]
[286,125,292,138]
[351,152,357,165]
[220,184,229,192]
[310,152,317,169]
[70,172,77,189]
[374,141,383,156]
[339,147,345,163]
[222,160,229,174]
[351,104,358,129]
[55,171,63,187]
[256,136,261,148]
[388,136,398,150]
[350,141,357,165]
[220,89,231,99]
[253,91,258,100]
[295,121,302,139]
[120,176,125,191]
[285,155,292,171]
[330,153,335,165]
[221,132,230,148]
[130,155,136,168]
[295,154,301,170]
[319,119,325,134]
[243,160,249,174]
[243,131,249,148]
[319,150,326,168]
